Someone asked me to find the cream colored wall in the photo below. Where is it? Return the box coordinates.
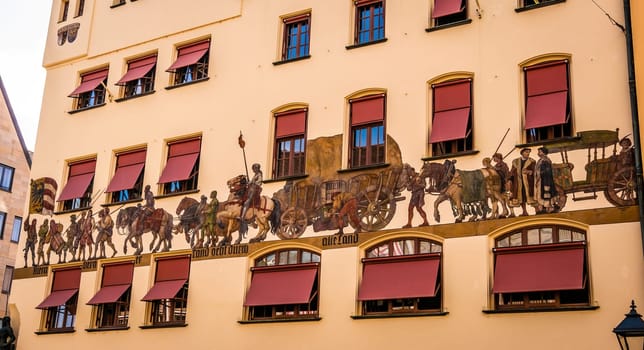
[11,0,643,349]
[10,222,644,350]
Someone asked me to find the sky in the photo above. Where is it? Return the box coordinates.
[0,2,51,151]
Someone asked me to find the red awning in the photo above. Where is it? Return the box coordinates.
[68,69,109,97]
[526,61,568,96]
[358,258,440,300]
[432,0,464,18]
[244,267,318,306]
[157,153,199,184]
[166,41,210,72]
[493,247,585,293]
[433,79,471,112]
[275,110,306,138]
[116,56,157,85]
[141,279,187,301]
[87,284,130,305]
[351,96,385,126]
[36,289,78,309]
[57,173,94,201]
[429,107,470,143]
[105,163,144,193]
[524,91,568,129]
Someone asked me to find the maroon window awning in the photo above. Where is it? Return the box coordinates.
[166,41,210,72]
[68,69,109,97]
[358,257,440,300]
[430,79,471,143]
[57,159,96,202]
[36,268,81,309]
[524,61,569,129]
[244,266,318,306]
[158,139,201,184]
[432,0,464,18]
[429,107,471,143]
[275,110,307,138]
[116,56,157,85]
[87,262,134,305]
[142,256,190,301]
[351,95,385,126]
[493,246,585,293]
[106,163,144,193]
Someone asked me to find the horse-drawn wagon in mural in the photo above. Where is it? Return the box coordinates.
[276,166,408,239]
[548,129,637,208]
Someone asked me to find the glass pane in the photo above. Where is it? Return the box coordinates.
[302,251,311,263]
[497,237,509,248]
[419,241,431,254]
[510,233,522,246]
[392,241,404,256]
[527,229,539,245]
[572,231,585,242]
[288,250,298,264]
[559,229,572,242]
[311,253,320,263]
[404,240,414,255]
[540,227,553,244]
[278,251,288,265]
[430,243,442,253]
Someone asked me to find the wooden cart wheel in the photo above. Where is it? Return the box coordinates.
[605,166,638,206]
[277,207,308,239]
[355,191,396,232]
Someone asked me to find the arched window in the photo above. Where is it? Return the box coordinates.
[244,248,320,320]
[358,238,443,315]
[492,225,590,310]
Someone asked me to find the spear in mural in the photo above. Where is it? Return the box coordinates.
[238,131,249,180]
[492,128,511,158]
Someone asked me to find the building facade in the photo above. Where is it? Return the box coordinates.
[10,0,644,349]
[0,76,32,318]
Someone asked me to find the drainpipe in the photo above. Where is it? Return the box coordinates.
[622,0,644,254]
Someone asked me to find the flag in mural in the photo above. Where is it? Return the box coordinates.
[29,177,58,216]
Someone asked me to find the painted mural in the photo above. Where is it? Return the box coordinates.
[21,129,636,268]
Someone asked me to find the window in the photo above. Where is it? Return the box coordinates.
[429,78,473,156]
[158,138,201,194]
[281,14,310,61]
[349,94,386,168]
[10,217,22,243]
[36,268,81,331]
[106,149,146,203]
[492,226,590,310]
[523,60,572,143]
[57,158,96,211]
[273,109,307,178]
[244,249,320,320]
[0,164,14,192]
[167,40,210,86]
[518,0,562,10]
[76,0,85,16]
[87,262,134,329]
[354,0,385,45]
[116,56,157,98]
[68,68,108,110]
[1,266,13,294]
[431,0,467,27]
[358,238,443,315]
[0,213,5,240]
[142,256,190,326]
[59,0,70,22]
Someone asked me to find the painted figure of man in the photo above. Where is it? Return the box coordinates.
[23,217,38,267]
[201,190,219,244]
[332,192,362,235]
[241,163,263,230]
[64,214,80,260]
[617,137,634,166]
[94,208,117,258]
[36,218,49,266]
[534,147,557,214]
[78,209,95,260]
[509,148,536,216]
[492,153,511,195]
[402,166,430,228]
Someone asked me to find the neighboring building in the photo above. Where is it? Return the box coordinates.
[10,1,644,349]
[0,76,32,318]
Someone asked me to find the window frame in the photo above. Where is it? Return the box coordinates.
[60,158,96,212]
[0,164,14,192]
[0,212,6,240]
[59,0,70,22]
[1,266,13,294]
[167,40,210,87]
[107,148,147,204]
[38,268,82,333]
[431,0,469,28]
[142,256,192,328]
[160,138,201,195]
[76,0,85,17]
[10,216,22,243]
[71,69,108,111]
[359,238,443,316]
[348,94,387,169]
[246,248,321,321]
[516,0,565,12]
[280,13,311,61]
[272,109,307,179]
[430,78,474,157]
[118,56,157,99]
[492,225,590,311]
[354,0,385,45]
[88,262,135,330]
[523,59,572,144]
